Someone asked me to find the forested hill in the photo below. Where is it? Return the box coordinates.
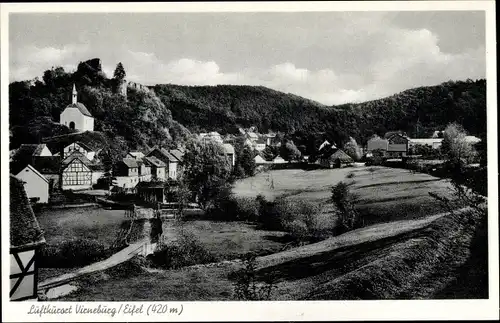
[153,79,486,145]
[9,57,486,155]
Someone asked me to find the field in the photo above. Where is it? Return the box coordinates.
[36,206,131,247]
[233,166,455,226]
[160,220,288,260]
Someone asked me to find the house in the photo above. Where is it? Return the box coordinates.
[254,155,268,165]
[246,132,259,143]
[143,156,167,181]
[61,151,93,190]
[254,138,267,152]
[367,136,389,152]
[264,133,277,146]
[318,140,334,151]
[136,158,152,182]
[63,141,97,161]
[272,156,287,164]
[386,133,410,157]
[60,84,94,132]
[15,164,49,204]
[222,143,236,166]
[113,158,140,190]
[409,138,444,150]
[10,175,46,301]
[146,147,180,180]
[169,148,185,176]
[199,131,223,144]
[319,149,354,168]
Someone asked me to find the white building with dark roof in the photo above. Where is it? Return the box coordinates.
[60,84,94,132]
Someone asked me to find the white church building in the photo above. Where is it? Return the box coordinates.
[60,84,94,132]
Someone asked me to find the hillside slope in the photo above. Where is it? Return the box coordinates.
[153,79,486,145]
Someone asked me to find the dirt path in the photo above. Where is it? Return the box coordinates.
[39,238,152,290]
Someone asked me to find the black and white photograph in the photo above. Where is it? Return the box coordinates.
[1,1,498,321]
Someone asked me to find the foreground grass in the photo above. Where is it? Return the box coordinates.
[57,206,487,301]
[160,220,289,260]
[36,206,130,247]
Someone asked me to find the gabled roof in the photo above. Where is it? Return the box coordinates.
[160,148,179,162]
[384,131,408,139]
[128,151,145,159]
[16,164,49,184]
[64,102,93,117]
[10,175,45,250]
[122,158,139,168]
[67,141,93,152]
[62,151,92,167]
[169,149,184,162]
[143,155,166,167]
[322,149,354,162]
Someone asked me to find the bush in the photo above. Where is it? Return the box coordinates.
[234,197,260,222]
[331,182,363,233]
[39,238,108,268]
[283,220,309,242]
[232,254,277,300]
[149,229,218,269]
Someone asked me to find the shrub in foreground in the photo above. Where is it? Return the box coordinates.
[39,238,108,268]
[149,229,218,269]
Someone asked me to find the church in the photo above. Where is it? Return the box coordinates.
[60,84,94,132]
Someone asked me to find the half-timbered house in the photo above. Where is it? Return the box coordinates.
[61,151,93,190]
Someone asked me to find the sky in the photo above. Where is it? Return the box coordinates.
[9,11,486,105]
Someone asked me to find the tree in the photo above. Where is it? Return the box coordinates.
[237,147,256,177]
[441,123,476,169]
[182,139,232,210]
[280,141,301,161]
[113,62,126,80]
[343,137,362,161]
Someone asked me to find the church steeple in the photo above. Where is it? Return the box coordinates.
[72,84,77,104]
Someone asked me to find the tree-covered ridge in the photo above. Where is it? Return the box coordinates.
[153,79,486,147]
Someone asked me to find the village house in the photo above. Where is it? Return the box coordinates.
[15,164,49,204]
[60,84,94,132]
[113,158,140,190]
[136,159,152,182]
[199,131,223,144]
[146,147,182,180]
[386,133,410,158]
[10,175,46,301]
[319,149,354,168]
[61,151,93,191]
[254,138,267,152]
[143,156,167,181]
[366,135,389,153]
[222,143,236,167]
[409,138,444,150]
